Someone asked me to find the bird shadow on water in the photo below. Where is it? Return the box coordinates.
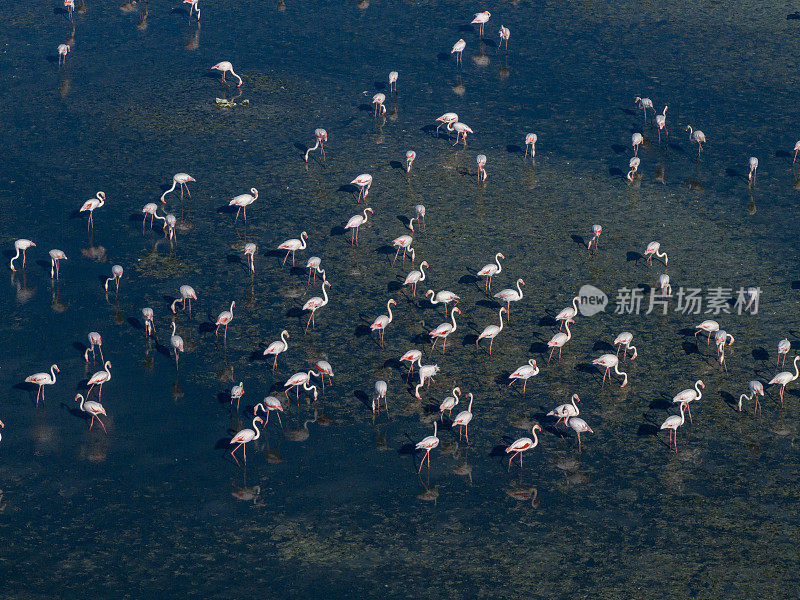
[506,144,522,155]
[626,251,644,264]
[680,341,701,356]
[571,235,586,247]
[610,144,627,155]
[752,347,769,361]
[389,160,404,170]
[353,390,370,410]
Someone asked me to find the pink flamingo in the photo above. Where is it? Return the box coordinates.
[613,332,638,360]
[389,71,398,92]
[406,150,416,173]
[25,364,60,404]
[263,330,290,371]
[392,228,415,265]
[230,382,244,410]
[87,361,112,400]
[49,249,67,279]
[142,203,166,232]
[254,396,284,428]
[449,121,473,146]
[778,338,791,366]
[644,241,668,266]
[694,320,719,346]
[524,133,537,160]
[306,257,322,283]
[429,307,461,353]
[592,354,628,387]
[452,393,474,443]
[439,387,461,420]
[371,299,396,346]
[476,154,488,182]
[415,421,440,473]
[229,188,258,223]
[498,25,510,49]
[748,157,758,184]
[80,192,105,232]
[170,322,184,368]
[793,140,800,164]
[277,231,308,266]
[477,307,507,354]
[58,43,70,65]
[477,252,504,291]
[632,132,643,156]
[547,320,572,364]
[425,289,459,317]
[634,96,655,122]
[738,380,764,414]
[403,260,429,297]
[372,93,387,116]
[244,243,256,274]
[315,360,334,390]
[74,393,108,434]
[508,359,539,393]
[414,360,440,399]
[660,403,687,453]
[715,330,734,373]
[171,285,197,314]
[566,417,593,451]
[672,380,704,424]
[351,174,373,200]
[160,173,195,203]
[304,128,327,162]
[10,239,35,271]
[555,296,581,330]
[229,416,263,465]
[212,61,242,86]
[627,157,640,181]
[104,265,123,293]
[685,125,706,155]
[303,281,330,332]
[400,349,422,378]
[451,39,466,64]
[142,308,155,337]
[505,424,541,469]
[284,370,318,398]
[471,11,490,36]
[587,225,602,254]
[768,356,800,403]
[548,394,580,427]
[494,278,524,315]
[345,207,373,246]
[435,112,458,136]
[84,331,104,363]
[655,106,668,142]
[374,380,388,414]
[215,301,235,340]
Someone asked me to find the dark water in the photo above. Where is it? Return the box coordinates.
[1,1,799,597]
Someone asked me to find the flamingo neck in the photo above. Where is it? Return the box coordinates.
[467,396,473,412]
[171,321,177,336]
[497,309,505,331]
[563,320,572,341]
[516,280,524,298]
[694,381,703,399]
[50,365,58,381]
[386,301,393,323]
[531,428,539,447]
[450,310,458,330]
[362,208,370,221]
[572,296,579,313]
[433,421,438,437]
[251,417,261,440]
[793,356,800,380]
[418,263,427,281]
[281,331,289,347]
[495,254,503,271]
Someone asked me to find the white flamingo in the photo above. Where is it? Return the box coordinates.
[477,307,507,355]
[508,359,539,394]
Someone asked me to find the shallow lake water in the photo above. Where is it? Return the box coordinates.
[1,1,799,598]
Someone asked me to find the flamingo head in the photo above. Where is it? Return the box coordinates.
[498,252,506,260]
[573,394,581,403]
[425,289,434,299]
[365,207,374,214]
[698,380,706,389]
[97,192,106,200]
[324,280,331,289]
[74,393,83,402]
[533,424,542,433]
[254,417,264,426]
[54,365,61,373]
[519,279,525,286]
[500,307,508,314]
[634,96,641,104]
[301,231,308,240]
[452,307,462,315]
[388,298,396,306]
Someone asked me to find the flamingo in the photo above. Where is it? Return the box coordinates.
[476,154,487,182]
[254,397,284,428]
[494,278,524,315]
[439,387,461,420]
[277,231,308,266]
[659,273,672,297]
[672,380,705,424]
[64,0,74,18]
[613,332,638,360]
[627,157,640,181]
[163,214,177,243]
[25,364,59,404]
[303,281,330,332]
[351,174,373,200]
[452,393,474,443]
[212,61,242,86]
[715,330,735,372]
[429,307,461,353]
[768,356,800,403]
[548,394,580,427]
[632,132,643,156]
[477,252,504,291]
[794,140,800,164]
[229,188,258,223]
[449,121,473,146]
[344,207,373,246]
[451,39,466,64]
[655,106,668,142]
[498,25,510,49]
[87,361,112,400]
[566,417,593,451]
[400,348,422,377]
[49,249,67,279]
[58,43,70,64]
[215,301,235,340]
[315,360,334,390]
[80,192,106,232]
[372,93,387,116]
[160,173,195,203]
[392,229,415,265]
[284,370,319,399]
[304,128,327,162]
[634,96,655,122]
[471,11,490,36]
[171,285,197,314]
[505,424,542,469]
[587,225,602,254]
[142,203,166,232]
[374,380,388,414]
[694,320,720,346]
[547,320,572,364]
[105,265,123,293]
[84,331,104,363]
[748,157,758,184]
[414,361,441,399]
[230,382,244,410]
[644,241,668,266]
[524,133,537,160]
[476,307,507,355]
[170,322,184,368]
[425,289,460,317]
[592,354,628,387]
[405,150,416,173]
[9,238,36,271]
[685,125,706,155]
[778,339,791,367]
[555,296,581,330]
[306,257,322,283]
[660,403,687,452]
[738,380,764,414]
[229,417,263,465]
[263,330,290,371]
[416,421,440,473]
[183,0,200,20]
[435,112,458,136]
[403,260,429,297]
[243,243,257,274]
[142,307,155,337]
[415,204,426,229]
[370,298,397,346]
[74,393,108,434]
[508,359,539,393]
[389,70,398,92]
